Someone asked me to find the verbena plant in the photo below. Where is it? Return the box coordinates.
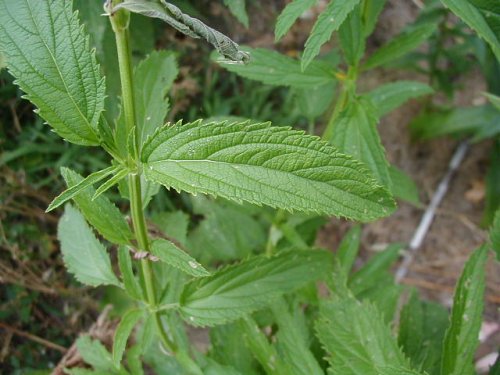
[0,0,498,374]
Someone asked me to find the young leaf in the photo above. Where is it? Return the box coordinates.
[239,317,291,375]
[223,0,249,28]
[58,205,120,287]
[187,196,267,263]
[316,298,413,374]
[338,4,365,66]
[485,92,500,111]
[293,82,337,121]
[326,97,392,188]
[113,309,143,368]
[142,121,396,222]
[47,166,118,212]
[441,245,488,375]
[134,50,178,147]
[389,166,421,206]
[364,81,434,117]
[491,209,500,261]
[441,0,500,61]
[363,23,437,70]
[0,0,105,145]
[92,168,130,201]
[301,0,361,71]
[150,238,210,278]
[349,243,402,295]
[61,167,133,245]
[275,0,317,42]
[271,299,324,375]
[76,336,115,372]
[336,225,362,275]
[118,246,144,300]
[362,0,387,37]
[179,249,332,326]
[398,290,449,374]
[216,48,336,88]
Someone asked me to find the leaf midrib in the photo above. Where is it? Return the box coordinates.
[22,0,98,139]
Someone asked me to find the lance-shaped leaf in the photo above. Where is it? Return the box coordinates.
[134,50,178,147]
[113,309,143,368]
[275,0,318,42]
[364,81,434,117]
[179,250,332,326]
[216,48,335,89]
[441,0,500,61]
[47,166,118,212]
[326,97,392,188]
[58,205,120,287]
[302,0,361,71]
[491,209,500,261]
[0,0,105,146]
[362,23,436,70]
[316,298,413,374]
[223,0,249,27]
[150,238,210,278]
[61,167,133,245]
[441,245,488,375]
[142,121,395,222]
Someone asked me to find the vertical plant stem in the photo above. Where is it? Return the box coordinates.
[108,1,176,354]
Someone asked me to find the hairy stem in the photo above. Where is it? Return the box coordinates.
[109,1,176,354]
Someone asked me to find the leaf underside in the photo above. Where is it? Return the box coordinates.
[142,121,395,222]
[179,249,332,326]
[0,0,105,145]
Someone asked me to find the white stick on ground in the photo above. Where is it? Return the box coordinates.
[395,140,470,283]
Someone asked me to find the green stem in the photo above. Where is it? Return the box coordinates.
[109,2,176,354]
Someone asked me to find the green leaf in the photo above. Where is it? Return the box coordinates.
[179,249,332,326]
[441,245,488,375]
[316,298,413,374]
[349,243,402,295]
[302,0,361,71]
[361,0,387,37]
[483,141,500,226]
[216,47,336,88]
[187,196,266,263]
[118,246,143,300]
[364,81,434,117]
[293,82,337,121]
[152,210,190,246]
[58,205,120,287]
[61,168,133,245]
[210,323,259,374]
[363,23,437,70]
[142,121,396,222]
[410,105,500,141]
[375,367,425,375]
[491,209,500,261]
[271,299,324,375]
[484,92,500,111]
[92,168,130,201]
[327,97,392,188]
[150,238,210,277]
[0,0,105,145]
[336,225,362,275]
[338,4,365,66]
[113,309,143,368]
[239,317,291,375]
[441,0,500,61]
[76,336,115,371]
[275,0,317,41]
[134,50,178,147]
[398,290,449,374]
[223,0,249,27]
[47,166,118,212]
[389,166,421,206]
